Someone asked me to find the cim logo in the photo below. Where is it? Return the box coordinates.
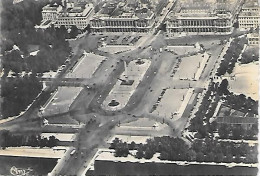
[10,166,33,176]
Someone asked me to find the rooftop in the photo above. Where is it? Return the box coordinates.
[93,0,154,19]
[243,0,259,8]
[42,4,61,11]
[216,116,258,124]
[239,11,260,16]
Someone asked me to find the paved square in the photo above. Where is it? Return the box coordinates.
[42,87,83,116]
[65,53,105,78]
[175,53,209,80]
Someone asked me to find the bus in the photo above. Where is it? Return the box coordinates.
[70,149,76,155]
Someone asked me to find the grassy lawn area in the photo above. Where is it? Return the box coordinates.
[228,62,258,100]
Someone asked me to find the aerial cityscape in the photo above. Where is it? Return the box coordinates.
[0,0,259,175]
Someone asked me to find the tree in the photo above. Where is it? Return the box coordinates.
[231,125,244,140]
[218,124,230,139]
[129,141,136,150]
[48,136,58,148]
[28,135,39,147]
[206,152,215,162]
[144,146,155,159]
[218,79,229,95]
[187,149,196,161]
[196,152,204,162]
[136,146,144,159]
[114,142,129,157]
[110,138,120,149]
[215,152,224,163]
[69,26,79,38]
[225,153,233,163]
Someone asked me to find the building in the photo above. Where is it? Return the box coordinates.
[216,116,258,129]
[247,33,259,45]
[54,3,94,29]
[238,0,260,30]
[166,0,243,36]
[39,1,94,30]
[90,1,156,33]
[42,3,63,21]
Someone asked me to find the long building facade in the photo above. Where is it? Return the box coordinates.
[42,4,63,21]
[39,1,94,29]
[90,1,156,33]
[54,3,94,29]
[238,0,259,30]
[90,12,155,33]
[166,0,243,36]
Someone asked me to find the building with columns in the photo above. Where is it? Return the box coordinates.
[39,1,94,30]
[54,3,94,29]
[42,3,63,21]
[238,0,260,30]
[166,0,243,36]
[90,1,156,33]
[247,33,259,45]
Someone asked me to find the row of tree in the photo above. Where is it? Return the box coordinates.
[189,79,258,140]
[218,79,258,115]
[1,76,43,118]
[2,26,71,75]
[110,136,258,163]
[216,37,247,76]
[240,44,259,64]
[189,82,219,138]
[0,130,59,149]
[191,137,257,163]
[218,123,258,140]
[1,0,72,119]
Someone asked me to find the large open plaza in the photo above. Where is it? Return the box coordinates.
[166,45,201,55]
[1,0,258,175]
[174,53,209,80]
[152,88,194,121]
[41,87,83,116]
[102,59,151,111]
[98,45,136,54]
[65,53,105,79]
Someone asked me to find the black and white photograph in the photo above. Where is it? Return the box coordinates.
[0,0,259,175]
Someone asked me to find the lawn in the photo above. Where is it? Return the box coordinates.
[228,61,258,100]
